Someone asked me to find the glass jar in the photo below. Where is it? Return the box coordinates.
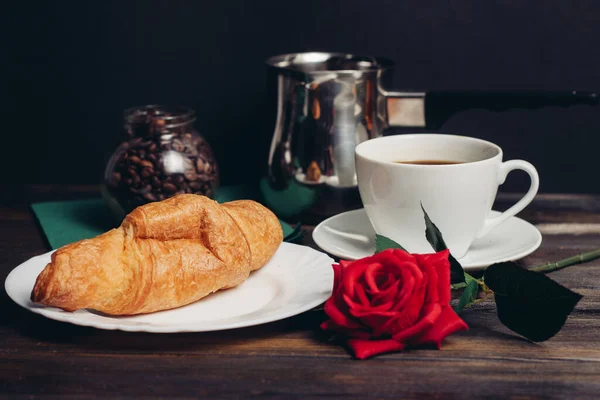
[104,105,219,217]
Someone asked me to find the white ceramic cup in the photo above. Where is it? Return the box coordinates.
[355,134,539,259]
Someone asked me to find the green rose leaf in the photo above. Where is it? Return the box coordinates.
[375,234,406,253]
[446,253,467,285]
[422,204,448,252]
[421,204,466,284]
[484,262,583,342]
[454,273,479,314]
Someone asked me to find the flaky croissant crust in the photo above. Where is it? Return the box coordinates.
[31,195,283,315]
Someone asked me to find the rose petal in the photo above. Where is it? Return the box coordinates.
[323,296,363,329]
[360,313,394,332]
[392,248,416,263]
[332,263,344,292]
[416,250,449,265]
[344,293,394,314]
[347,307,399,333]
[392,303,442,342]
[409,305,468,348]
[362,249,408,268]
[392,261,424,311]
[371,280,400,306]
[331,264,348,302]
[433,251,451,305]
[342,261,371,299]
[364,262,384,293]
[416,250,451,304]
[354,282,370,306]
[345,250,413,300]
[415,254,440,305]
[379,281,426,336]
[347,306,397,318]
[347,338,406,359]
[363,267,398,299]
[379,272,396,290]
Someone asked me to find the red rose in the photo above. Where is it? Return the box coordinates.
[321,248,468,359]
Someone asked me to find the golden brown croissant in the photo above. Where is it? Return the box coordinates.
[30,194,283,315]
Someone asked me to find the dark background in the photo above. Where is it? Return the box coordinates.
[4,0,600,193]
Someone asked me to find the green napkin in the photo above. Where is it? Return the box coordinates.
[32,185,300,250]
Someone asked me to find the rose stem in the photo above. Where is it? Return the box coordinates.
[531,248,600,274]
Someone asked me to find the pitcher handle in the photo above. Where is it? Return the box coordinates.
[383,90,599,129]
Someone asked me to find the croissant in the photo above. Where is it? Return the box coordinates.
[30,194,283,315]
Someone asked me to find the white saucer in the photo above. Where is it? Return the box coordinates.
[312,209,542,271]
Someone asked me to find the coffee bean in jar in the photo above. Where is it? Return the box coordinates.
[103,105,219,218]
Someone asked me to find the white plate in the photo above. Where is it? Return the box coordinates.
[312,209,542,271]
[5,243,334,333]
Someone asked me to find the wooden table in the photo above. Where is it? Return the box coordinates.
[2,185,600,399]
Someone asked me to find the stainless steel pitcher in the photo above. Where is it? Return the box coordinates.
[261,52,597,222]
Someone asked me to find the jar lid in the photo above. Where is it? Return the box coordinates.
[124,105,196,130]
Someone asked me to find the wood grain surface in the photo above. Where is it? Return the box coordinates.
[1,185,599,399]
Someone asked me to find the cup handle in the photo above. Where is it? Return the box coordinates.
[477,160,539,238]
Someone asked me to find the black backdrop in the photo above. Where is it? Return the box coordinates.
[4,0,600,193]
